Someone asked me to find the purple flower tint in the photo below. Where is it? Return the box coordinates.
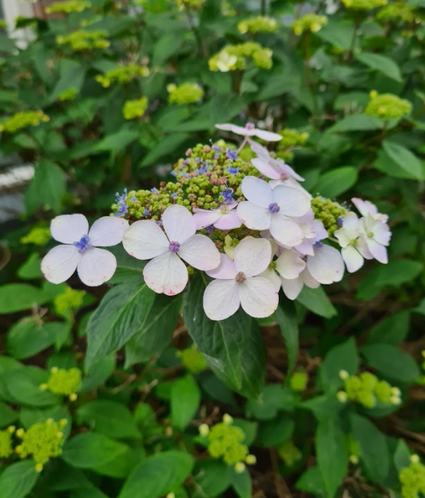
[212,144,221,152]
[226,148,238,161]
[268,202,280,214]
[171,170,178,177]
[114,188,128,217]
[195,157,201,163]
[115,204,128,217]
[245,123,255,130]
[171,192,178,199]
[151,188,160,195]
[115,188,128,204]
[226,166,239,176]
[199,166,208,174]
[73,234,92,253]
[168,241,180,253]
[131,196,137,202]
[204,225,215,234]
[222,187,235,204]
[143,208,150,217]
[338,216,344,227]
[314,241,323,248]
[214,153,219,159]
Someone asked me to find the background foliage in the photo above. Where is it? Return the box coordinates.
[1,0,425,497]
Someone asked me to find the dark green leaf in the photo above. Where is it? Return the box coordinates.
[25,160,66,214]
[356,53,402,82]
[0,460,39,498]
[297,287,337,318]
[275,301,299,376]
[171,375,201,430]
[0,284,49,314]
[320,338,359,392]
[315,166,358,198]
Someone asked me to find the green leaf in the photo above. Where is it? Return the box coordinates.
[171,375,201,430]
[17,253,42,280]
[152,31,185,65]
[0,402,18,428]
[25,160,66,214]
[296,466,326,497]
[361,344,420,383]
[257,413,294,447]
[246,384,296,420]
[315,167,358,198]
[86,281,155,368]
[382,141,424,181]
[95,128,139,152]
[50,59,85,102]
[0,284,49,314]
[356,52,402,82]
[315,20,355,50]
[62,433,129,469]
[140,133,190,166]
[367,311,410,345]
[316,415,348,498]
[229,467,252,498]
[350,413,390,483]
[296,287,337,318]
[80,356,115,393]
[394,439,412,473]
[274,302,299,375]
[108,245,145,284]
[320,338,359,392]
[183,273,266,399]
[192,460,230,498]
[76,400,141,439]
[118,451,194,498]
[0,460,40,498]
[329,114,382,133]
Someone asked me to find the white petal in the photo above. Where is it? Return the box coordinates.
[206,253,237,279]
[334,228,352,248]
[215,123,254,137]
[251,158,280,180]
[203,279,240,321]
[352,198,377,218]
[51,214,89,244]
[366,239,388,264]
[260,267,281,292]
[356,236,373,260]
[342,212,360,232]
[41,245,81,284]
[143,251,188,296]
[122,220,169,259]
[249,140,270,158]
[372,221,391,246]
[241,176,273,208]
[88,217,129,247]
[253,129,283,142]
[162,204,196,244]
[307,245,344,284]
[239,277,279,318]
[214,211,243,230]
[281,276,303,300]
[237,201,271,231]
[301,268,320,289]
[275,249,306,279]
[294,238,315,256]
[269,215,304,247]
[342,246,364,273]
[77,248,116,287]
[193,210,221,230]
[178,234,221,271]
[234,238,272,277]
[272,185,311,217]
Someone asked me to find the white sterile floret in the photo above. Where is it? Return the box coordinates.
[41,214,128,287]
[215,122,282,141]
[203,238,278,321]
[352,197,388,223]
[122,204,220,296]
[193,202,242,230]
[261,248,306,293]
[358,214,391,264]
[237,176,311,247]
[306,243,345,284]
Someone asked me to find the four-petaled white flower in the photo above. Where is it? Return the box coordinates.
[237,176,311,247]
[123,204,220,296]
[41,214,129,287]
[193,202,242,230]
[358,214,391,264]
[261,249,306,297]
[203,238,278,321]
[215,123,282,142]
[352,197,388,223]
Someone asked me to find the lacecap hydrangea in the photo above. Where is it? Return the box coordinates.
[41,122,391,322]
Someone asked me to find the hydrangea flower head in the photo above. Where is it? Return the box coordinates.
[365,91,412,120]
[167,83,204,105]
[238,16,278,34]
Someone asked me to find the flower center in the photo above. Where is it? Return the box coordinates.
[367,232,374,238]
[245,123,255,130]
[280,173,288,181]
[235,271,246,284]
[168,241,180,253]
[73,235,92,253]
[268,202,280,214]
[220,205,230,215]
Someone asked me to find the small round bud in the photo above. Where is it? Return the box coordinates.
[16,429,25,438]
[234,462,246,473]
[35,463,43,473]
[59,419,68,427]
[50,367,59,374]
[337,391,348,403]
[69,393,78,402]
[339,370,349,380]
[166,493,175,498]
[410,454,420,464]
[40,383,48,391]
[223,414,233,425]
[165,426,173,436]
[7,426,15,434]
[245,454,257,465]
[199,424,210,437]
[349,455,359,464]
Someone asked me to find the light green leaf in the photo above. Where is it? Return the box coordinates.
[50,59,85,102]
[229,467,252,498]
[274,302,298,375]
[171,375,201,430]
[0,284,49,314]
[320,338,359,392]
[0,460,40,498]
[95,128,139,152]
[297,286,337,318]
[382,141,424,181]
[25,160,66,214]
[356,52,402,82]
[315,166,358,199]
[329,114,382,133]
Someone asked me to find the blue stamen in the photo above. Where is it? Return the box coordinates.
[268,202,280,214]
[73,235,92,253]
[226,148,238,161]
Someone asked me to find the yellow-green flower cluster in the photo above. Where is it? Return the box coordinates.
[54,286,86,314]
[400,455,425,498]
[58,87,78,102]
[21,227,51,245]
[46,0,91,14]
[221,1,236,17]
[209,42,273,72]
[57,30,109,51]
[40,367,82,401]
[341,0,387,9]
[276,128,309,161]
[365,91,412,120]
[290,371,308,392]
[0,110,49,134]
[178,345,208,373]
[167,83,204,105]
[238,16,278,34]
[292,14,327,35]
[15,419,67,471]
[174,0,205,10]
[277,439,302,466]
[337,370,401,408]
[123,97,149,120]
[0,427,14,458]
[311,197,347,235]
[95,64,149,88]
[200,415,256,473]
[377,2,416,22]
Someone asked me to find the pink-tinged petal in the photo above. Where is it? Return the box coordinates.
[352,198,377,218]
[251,157,280,180]
[260,267,281,292]
[356,236,373,260]
[249,140,270,158]
[366,239,388,264]
[294,238,315,256]
[178,234,221,271]
[281,276,303,300]
[143,251,188,296]
[241,176,273,207]
[372,221,391,246]
[239,277,279,318]
[41,245,81,284]
[162,204,196,244]
[214,211,243,230]
[278,162,305,182]
[275,249,306,279]
[88,217,129,247]
[269,215,304,247]
[206,253,237,279]
[51,214,89,244]
[342,246,364,273]
[234,238,272,277]
[253,129,283,142]
[307,245,344,284]
[237,201,271,230]
[272,185,310,217]
[77,248,116,287]
[193,210,221,230]
[123,220,169,260]
[203,279,240,321]
[301,268,320,289]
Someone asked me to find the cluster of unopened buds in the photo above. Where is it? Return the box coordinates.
[41,122,391,321]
